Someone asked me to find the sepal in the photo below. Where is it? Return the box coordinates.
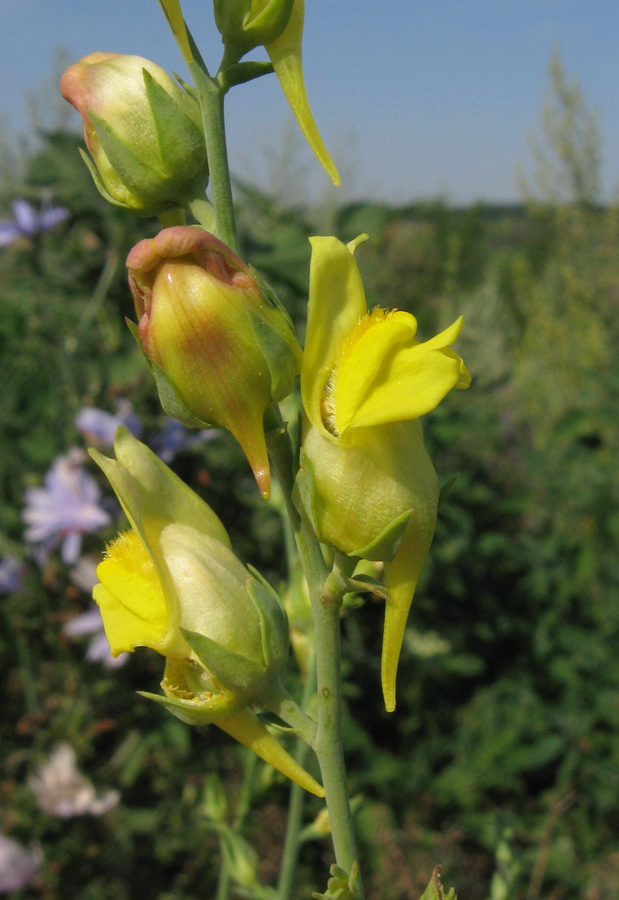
[180,628,266,694]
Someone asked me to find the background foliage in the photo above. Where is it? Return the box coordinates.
[1,58,618,899]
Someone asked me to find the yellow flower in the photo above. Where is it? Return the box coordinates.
[90,426,323,796]
[294,235,470,711]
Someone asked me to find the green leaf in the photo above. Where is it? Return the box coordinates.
[220,61,274,92]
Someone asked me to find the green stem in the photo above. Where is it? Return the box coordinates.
[266,413,364,897]
[277,645,317,900]
[189,61,239,253]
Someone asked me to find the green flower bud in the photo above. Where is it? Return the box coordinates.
[60,53,208,216]
[213,0,295,56]
[293,418,440,714]
[127,226,302,498]
[294,419,438,563]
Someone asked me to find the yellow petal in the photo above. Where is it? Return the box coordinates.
[265,0,340,185]
[334,310,418,434]
[94,530,186,657]
[217,707,325,796]
[340,316,469,431]
[302,235,368,436]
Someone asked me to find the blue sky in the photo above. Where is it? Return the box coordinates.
[2,1,619,204]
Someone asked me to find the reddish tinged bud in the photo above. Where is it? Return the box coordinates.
[127,227,301,498]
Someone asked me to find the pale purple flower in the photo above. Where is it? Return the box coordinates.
[23,449,111,565]
[29,744,120,819]
[76,399,142,447]
[0,835,42,893]
[151,417,217,464]
[0,198,69,247]
[0,554,24,594]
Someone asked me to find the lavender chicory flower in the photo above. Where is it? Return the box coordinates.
[23,449,111,565]
[76,399,142,447]
[0,198,69,247]
[0,554,24,594]
[0,835,42,894]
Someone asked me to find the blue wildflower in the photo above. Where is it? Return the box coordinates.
[0,198,69,247]
[150,417,217,464]
[0,554,24,594]
[76,400,142,447]
[23,449,111,565]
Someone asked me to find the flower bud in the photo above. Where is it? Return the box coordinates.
[214,0,295,55]
[91,427,324,796]
[60,53,208,216]
[127,226,302,498]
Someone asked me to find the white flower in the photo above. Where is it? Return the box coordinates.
[0,835,42,893]
[29,744,120,818]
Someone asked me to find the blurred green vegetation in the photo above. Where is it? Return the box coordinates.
[1,56,619,899]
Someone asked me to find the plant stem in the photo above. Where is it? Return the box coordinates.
[266,413,364,897]
[189,61,239,253]
[277,645,317,900]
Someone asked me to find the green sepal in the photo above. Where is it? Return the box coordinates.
[248,309,299,401]
[138,689,243,726]
[142,67,205,175]
[127,318,211,428]
[219,61,274,92]
[438,473,460,508]
[418,867,457,900]
[78,148,126,208]
[246,573,289,673]
[126,318,153,371]
[152,358,215,429]
[180,628,266,694]
[349,507,413,562]
[89,110,166,193]
[243,0,295,41]
[250,265,296,329]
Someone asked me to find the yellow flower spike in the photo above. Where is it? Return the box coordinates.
[295,233,470,711]
[217,707,324,797]
[265,0,340,185]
